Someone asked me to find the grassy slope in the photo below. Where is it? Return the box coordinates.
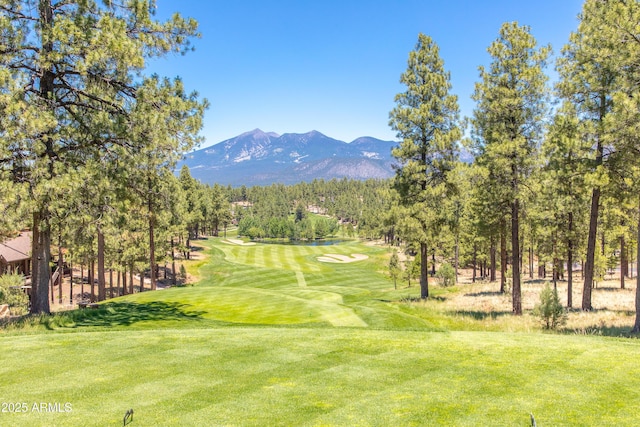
[2,237,640,426]
[97,238,435,330]
[1,328,638,426]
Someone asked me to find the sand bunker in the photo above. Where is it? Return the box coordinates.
[317,253,368,263]
[221,238,256,246]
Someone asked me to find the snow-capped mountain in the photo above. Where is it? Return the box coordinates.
[180,129,397,186]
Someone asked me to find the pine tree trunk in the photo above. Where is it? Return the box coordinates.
[500,218,507,294]
[30,0,55,315]
[57,234,63,304]
[149,218,156,291]
[148,179,157,291]
[583,187,600,311]
[30,212,52,314]
[512,199,522,315]
[490,237,497,282]
[171,237,177,286]
[454,236,459,284]
[583,93,605,309]
[69,259,74,304]
[80,263,85,301]
[620,235,626,289]
[552,230,558,290]
[627,246,632,279]
[89,260,95,302]
[419,242,429,299]
[472,245,477,283]
[97,226,106,301]
[567,211,573,308]
[431,249,436,277]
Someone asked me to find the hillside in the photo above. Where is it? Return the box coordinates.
[2,237,640,426]
[180,129,397,186]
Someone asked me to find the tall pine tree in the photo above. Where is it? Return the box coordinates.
[471,22,550,314]
[557,0,620,311]
[389,33,461,299]
[0,1,205,313]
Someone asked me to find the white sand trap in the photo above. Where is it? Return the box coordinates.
[221,238,256,246]
[317,253,369,263]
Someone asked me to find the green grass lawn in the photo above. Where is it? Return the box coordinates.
[2,237,640,426]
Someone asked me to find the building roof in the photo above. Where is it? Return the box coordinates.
[0,232,31,263]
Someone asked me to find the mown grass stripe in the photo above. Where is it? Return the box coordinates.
[295,271,306,287]
[2,328,640,426]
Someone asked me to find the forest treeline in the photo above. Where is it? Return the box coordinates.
[2,0,640,323]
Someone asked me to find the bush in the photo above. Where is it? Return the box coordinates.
[0,273,29,315]
[436,263,456,287]
[533,283,567,330]
[179,265,188,283]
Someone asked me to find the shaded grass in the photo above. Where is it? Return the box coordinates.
[42,301,206,329]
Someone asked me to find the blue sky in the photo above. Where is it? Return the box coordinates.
[151,0,584,148]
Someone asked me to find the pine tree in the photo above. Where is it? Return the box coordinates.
[471,22,550,314]
[556,0,621,311]
[389,250,401,289]
[0,1,204,314]
[538,103,590,307]
[389,33,461,299]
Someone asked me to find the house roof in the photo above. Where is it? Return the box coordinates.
[0,232,31,263]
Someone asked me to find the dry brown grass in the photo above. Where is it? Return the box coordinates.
[407,269,639,336]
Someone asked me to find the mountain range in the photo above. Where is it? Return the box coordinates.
[180,129,398,186]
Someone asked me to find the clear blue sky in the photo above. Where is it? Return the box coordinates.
[151,0,584,148]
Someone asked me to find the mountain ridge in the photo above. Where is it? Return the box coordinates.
[181,129,397,186]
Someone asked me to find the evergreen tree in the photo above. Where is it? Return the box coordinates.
[0,1,204,314]
[587,0,640,330]
[389,250,401,289]
[471,22,550,314]
[389,33,461,299]
[538,103,590,306]
[557,0,620,310]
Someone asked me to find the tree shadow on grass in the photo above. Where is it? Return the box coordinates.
[559,308,637,338]
[399,295,446,303]
[523,279,548,285]
[593,286,629,292]
[452,310,512,321]
[45,301,206,329]
[464,291,505,297]
[561,323,636,338]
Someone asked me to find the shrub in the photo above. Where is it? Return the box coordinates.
[0,273,29,315]
[503,267,512,295]
[533,283,567,330]
[436,263,456,287]
[179,265,188,283]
